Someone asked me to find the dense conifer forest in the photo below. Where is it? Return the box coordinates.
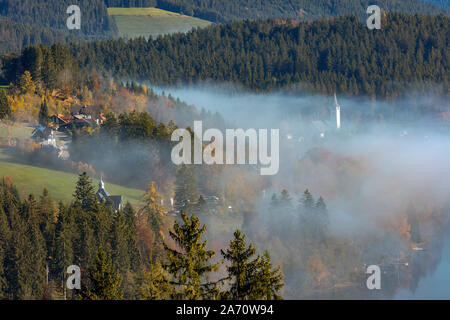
[153,0,448,23]
[64,13,448,98]
[0,18,78,55]
[0,0,449,302]
[0,0,117,38]
[2,13,448,98]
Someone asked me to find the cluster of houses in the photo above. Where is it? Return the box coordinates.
[30,105,124,212]
[51,105,106,132]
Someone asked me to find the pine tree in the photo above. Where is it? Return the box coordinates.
[111,210,131,271]
[299,189,315,240]
[250,251,283,300]
[300,189,314,210]
[314,196,329,243]
[41,51,57,90]
[83,247,123,300]
[75,209,97,271]
[122,203,141,272]
[73,172,97,210]
[52,202,76,278]
[5,208,32,299]
[39,189,56,258]
[26,219,47,298]
[0,207,10,298]
[221,229,284,300]
[221,229,257,300]
[164,212,219,299]
[38,99,50,126]
[0,89,11,120]
[21,46,42,84]
[138,259,172,300]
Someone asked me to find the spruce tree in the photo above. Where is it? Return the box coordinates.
[5,208,32,299]
[39,188,55,262]
[73,172,97,210]
[221,229,284,300]
[164,212,219,299]
[0,89,11,120]
[138,260,172,300]
[83,247,123,300]
[53,202,75,278]
[38,99,50,126]
[26,220,47,298]
[42,51,57,90]
[221,229,257,300]
[314,196,329,243]
[300,189,314,210]
[122,203,141,271]
[0,207,10,298]
[250,251,283,300]
[111,210,131,271]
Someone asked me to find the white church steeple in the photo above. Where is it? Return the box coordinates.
[334,93,341,130]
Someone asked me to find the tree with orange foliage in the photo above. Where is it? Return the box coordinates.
[140,182,166,260]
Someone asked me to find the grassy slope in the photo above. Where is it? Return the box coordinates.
[107,7,212,38]
[0,123,33,139]
[0,147,144,204]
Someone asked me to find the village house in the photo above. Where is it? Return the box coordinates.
[51,105,106,132]
[31,125,54,143]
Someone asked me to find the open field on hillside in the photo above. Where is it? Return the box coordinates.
[0,122,33,139]
[0,147,144,204]
[107,7,212,38]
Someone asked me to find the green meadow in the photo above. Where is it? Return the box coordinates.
[107,7,212,39]
[0,147,144,204]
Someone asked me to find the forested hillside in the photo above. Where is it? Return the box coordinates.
[154,0,447,23]
[420,0,449,8]
[105,0,157,7]
[0,18,77,54]
[0,0,117,38]
[49,13,449,98]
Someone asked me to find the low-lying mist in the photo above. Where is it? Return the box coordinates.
[149,84,450,298]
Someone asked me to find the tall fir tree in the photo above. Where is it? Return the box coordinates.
[138,259,172,300]
[52,202,76,279]
[83,247,123,300]
[0,89,11,120]
[122,203,141,272]
[164,212,219,299]
[73,172,97,210]
[111,209,131,272]
[41,50,57,90]
[221,229,284,300]
[0,207,10,298]
[38,99,50,126]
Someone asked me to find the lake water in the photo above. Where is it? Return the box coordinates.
[395,233,450,299]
